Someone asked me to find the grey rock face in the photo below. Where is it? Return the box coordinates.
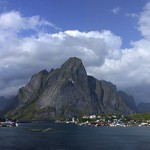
[18,69,48,105]
[8,57,136,120]
[87,77,134,114]
[118,91,137,113]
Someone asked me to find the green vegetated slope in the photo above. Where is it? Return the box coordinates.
[128,113,150,120]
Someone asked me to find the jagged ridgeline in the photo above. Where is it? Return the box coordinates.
[7,57,136,120]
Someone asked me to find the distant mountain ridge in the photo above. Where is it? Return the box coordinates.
[7,57,136,120]
[137,103,150,113]
[0,96,17,115]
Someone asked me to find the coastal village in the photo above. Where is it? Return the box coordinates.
[63,114,150,127]
[0,118,19,127]
[1,113,150,127]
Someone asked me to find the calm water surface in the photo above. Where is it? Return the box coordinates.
[0,122,150,150]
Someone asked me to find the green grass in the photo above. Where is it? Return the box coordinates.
[128,113,150,120]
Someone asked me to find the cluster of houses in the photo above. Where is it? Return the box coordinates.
[66,114,150,127]
[0,119,19,127]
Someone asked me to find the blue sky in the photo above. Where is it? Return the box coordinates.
[2,0,147,47]
[0,0,150,103]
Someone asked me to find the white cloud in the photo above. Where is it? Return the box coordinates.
[1,2,150,104]
[138,2,150,38]
[0,11,122,96]
[0,11,61,32]
[112,6,120,14]
[125,13,138,18]
[87,1,150,103]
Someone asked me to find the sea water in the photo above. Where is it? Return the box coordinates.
[0,122,150,150]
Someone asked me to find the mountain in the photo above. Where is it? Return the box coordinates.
[0,96,7,111]
[137,103,150,113]
[0,96,17,115]
[7,57,136,120]
[118,91,137,112]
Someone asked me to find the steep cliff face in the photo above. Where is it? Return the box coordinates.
[87,77,134,114]
[118,91,137,113]
[7,57,136,120]
[35,57,100,119]
[18,70,48,105]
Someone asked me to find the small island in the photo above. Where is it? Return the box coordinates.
[29,128,55,132]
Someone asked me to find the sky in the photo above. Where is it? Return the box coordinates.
[0,0,150,104]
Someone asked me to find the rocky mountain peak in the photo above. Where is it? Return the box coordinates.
[61,57,85,74]
[60,57,87,84]
[7,57,136,120]
[39,69,49,75]
[61,57,82,69]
